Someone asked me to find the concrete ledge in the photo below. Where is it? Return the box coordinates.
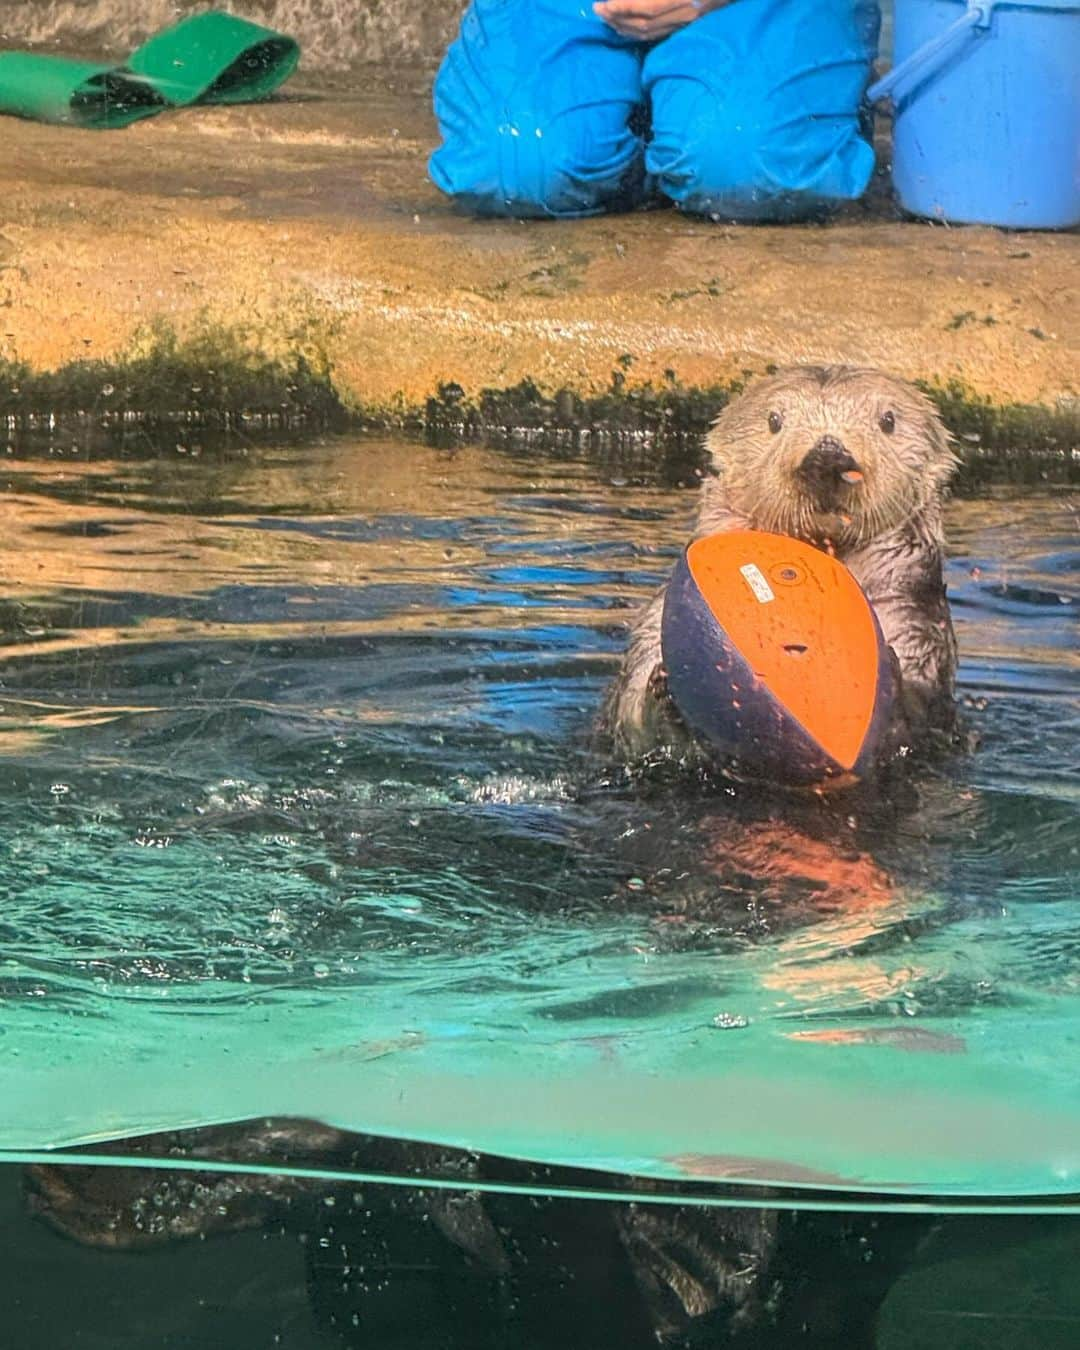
[0,76,1076,441]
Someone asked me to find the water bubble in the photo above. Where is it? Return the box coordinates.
[712,1012,750,1030]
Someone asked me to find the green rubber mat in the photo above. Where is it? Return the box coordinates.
[0,11,299,128]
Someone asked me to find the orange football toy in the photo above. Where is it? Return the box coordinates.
[660,530,897,786]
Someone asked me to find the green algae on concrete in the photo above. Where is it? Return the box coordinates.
[420,369,1078,480]
[0,318,347,435]
[4,326,1076,488]
[422,367,744,445]
[918,379,1080,476]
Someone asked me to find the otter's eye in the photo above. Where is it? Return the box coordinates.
[879,410,896,435]
[767,411,783,435]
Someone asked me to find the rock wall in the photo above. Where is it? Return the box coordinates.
[0,0,464,70]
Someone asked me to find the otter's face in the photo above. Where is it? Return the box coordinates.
[704,367,957,549]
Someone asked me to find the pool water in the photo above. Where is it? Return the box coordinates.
[0,432,1076,1345]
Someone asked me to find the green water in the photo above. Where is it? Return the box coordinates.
[0,433,1076,1344]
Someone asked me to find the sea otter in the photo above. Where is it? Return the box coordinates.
[24,1122,781,1345]
[22,371,959,1344]
[31,1120,931,1346]
[600,365,959,766]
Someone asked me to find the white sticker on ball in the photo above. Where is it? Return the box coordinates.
[739,563,775,604]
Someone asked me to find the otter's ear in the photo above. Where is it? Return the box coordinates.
[917,393,961,496]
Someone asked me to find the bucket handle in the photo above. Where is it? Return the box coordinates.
[867,1,993,103]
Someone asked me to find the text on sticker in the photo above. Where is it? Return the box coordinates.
[739,563,775,604]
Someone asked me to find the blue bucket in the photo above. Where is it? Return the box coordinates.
[868,0,1080,228]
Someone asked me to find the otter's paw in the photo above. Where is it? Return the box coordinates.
[616,1203,778,1341]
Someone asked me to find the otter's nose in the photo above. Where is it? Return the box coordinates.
[796,437,862,493]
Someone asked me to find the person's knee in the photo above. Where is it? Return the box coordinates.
[429,1,646,218]
[430,109,644,218]
[646,85,875,221]
[643,0,878,220]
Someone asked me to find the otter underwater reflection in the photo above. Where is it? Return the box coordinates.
[0,429,1077,1348]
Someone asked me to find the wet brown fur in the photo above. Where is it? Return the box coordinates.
[27,1120,776,1340]
[600,365,960,763]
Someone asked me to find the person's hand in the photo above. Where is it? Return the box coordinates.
[593,0,729,41]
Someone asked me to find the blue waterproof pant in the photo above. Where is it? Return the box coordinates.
[430,0,880,220]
